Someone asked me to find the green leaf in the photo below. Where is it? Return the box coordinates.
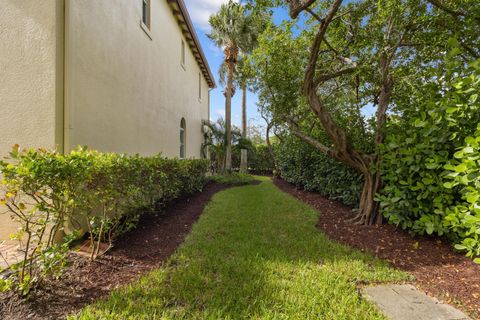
[425,223,434,235]
[455,163,468,172]
[422,177,434,185]
[466,193,479,204]
[463,147,474,154]
[444,164,456,171]
[443,182,455,189]
[453,151,464,159]
[465,136,476,145]
[470,94,478,103]
[446,107,458,114]
[425,163,437,169]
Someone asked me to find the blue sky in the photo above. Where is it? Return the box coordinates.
[184,1,291,130]
[183,1,376,129]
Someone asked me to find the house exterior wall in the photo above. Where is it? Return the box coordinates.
[0,0,211,242]
[65,0,210,158]
[0,0,64,241]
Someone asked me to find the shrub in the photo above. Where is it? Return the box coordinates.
[275,135,363,207]
[444,125,480,262]
[209,173,256,186]
[248,144,275,174]
[379,56,480,262]
[0,146,208,295]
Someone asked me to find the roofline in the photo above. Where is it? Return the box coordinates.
[166,0,216,88]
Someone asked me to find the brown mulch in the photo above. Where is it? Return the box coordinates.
[273,177,480,319]
[0,182,230,320]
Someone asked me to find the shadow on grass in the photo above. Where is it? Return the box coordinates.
[72,177,407,320]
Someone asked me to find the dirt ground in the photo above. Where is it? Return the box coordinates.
[273,177,480,319]
[0,182,229,320]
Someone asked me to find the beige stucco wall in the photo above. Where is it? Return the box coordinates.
[0,0,211,242]
[0,0,64,242]
[65,0,210,158]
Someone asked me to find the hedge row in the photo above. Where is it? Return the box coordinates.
[380,59,480,262]
[275,57,480,262]
[275,135,363,207]
[246,144,275,174]
[0,147,208,295]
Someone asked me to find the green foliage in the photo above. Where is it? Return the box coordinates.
[275,135,363,207]
[248,144,275,173]
[203,119,275,173]
[247,0,479,261]
[208,0,265,55]
[231,140,275,174]
[0,147,208,295]
[209,173,256,186]
[72,177,407,319]
[380,56,480,260]
[203,119,244,173]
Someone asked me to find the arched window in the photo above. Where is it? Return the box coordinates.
[180,118,186,158]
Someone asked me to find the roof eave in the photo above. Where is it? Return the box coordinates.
[166,0,216,89]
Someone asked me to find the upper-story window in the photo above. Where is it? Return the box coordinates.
[181,40,186,68]
[180,118,186,158]
[198,73,202,100]
[142,0,151,29]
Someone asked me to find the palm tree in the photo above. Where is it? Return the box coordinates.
[201,119,242,173]
[208,1,259,173]
[237,57,254,173]
[219,55,252,173]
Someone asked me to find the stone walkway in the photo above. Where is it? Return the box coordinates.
[362,284,471,320]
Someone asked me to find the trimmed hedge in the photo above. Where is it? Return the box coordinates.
[248,144,275,174]
[275,135,363,207]
[0,146,208,295]
[209,173,256,186]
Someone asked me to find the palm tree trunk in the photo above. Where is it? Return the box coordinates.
[242,84,247,137]
[240,83,248,173]
[224,60,234,172]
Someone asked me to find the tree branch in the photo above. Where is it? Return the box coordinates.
[304,0,344,90]
[300,0,373,173]
[286,118,333,156]
[323,37,356,65]
[306,8,323,23]
[287,0,317,19]
[314,66,357,87]
[426,0,467,18]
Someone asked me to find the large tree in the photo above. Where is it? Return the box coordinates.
[219,55,254,173]
[250,0,479,224]
[208,1,261,172]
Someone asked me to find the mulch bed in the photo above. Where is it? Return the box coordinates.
[273,177,480,318]
[0,182,230,320]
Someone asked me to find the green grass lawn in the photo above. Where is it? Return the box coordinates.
[72,176,408,320]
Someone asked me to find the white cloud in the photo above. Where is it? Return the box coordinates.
[184,0,237,31]
[215,109,225,118]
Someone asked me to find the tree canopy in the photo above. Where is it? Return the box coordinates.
[247,0,480,224]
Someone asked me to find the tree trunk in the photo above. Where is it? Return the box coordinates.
[353,166,383,225]
[287,0,393,225]
[240,149,248,173]
[224,58,235,173]
[265,122,277,173]
[240,83,248,173]
[241,84,247,138]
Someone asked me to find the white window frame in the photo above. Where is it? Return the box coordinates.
[180,118,186,159]
[198,72,202,101]
[140,0,152,39]
[181,40,186,69]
